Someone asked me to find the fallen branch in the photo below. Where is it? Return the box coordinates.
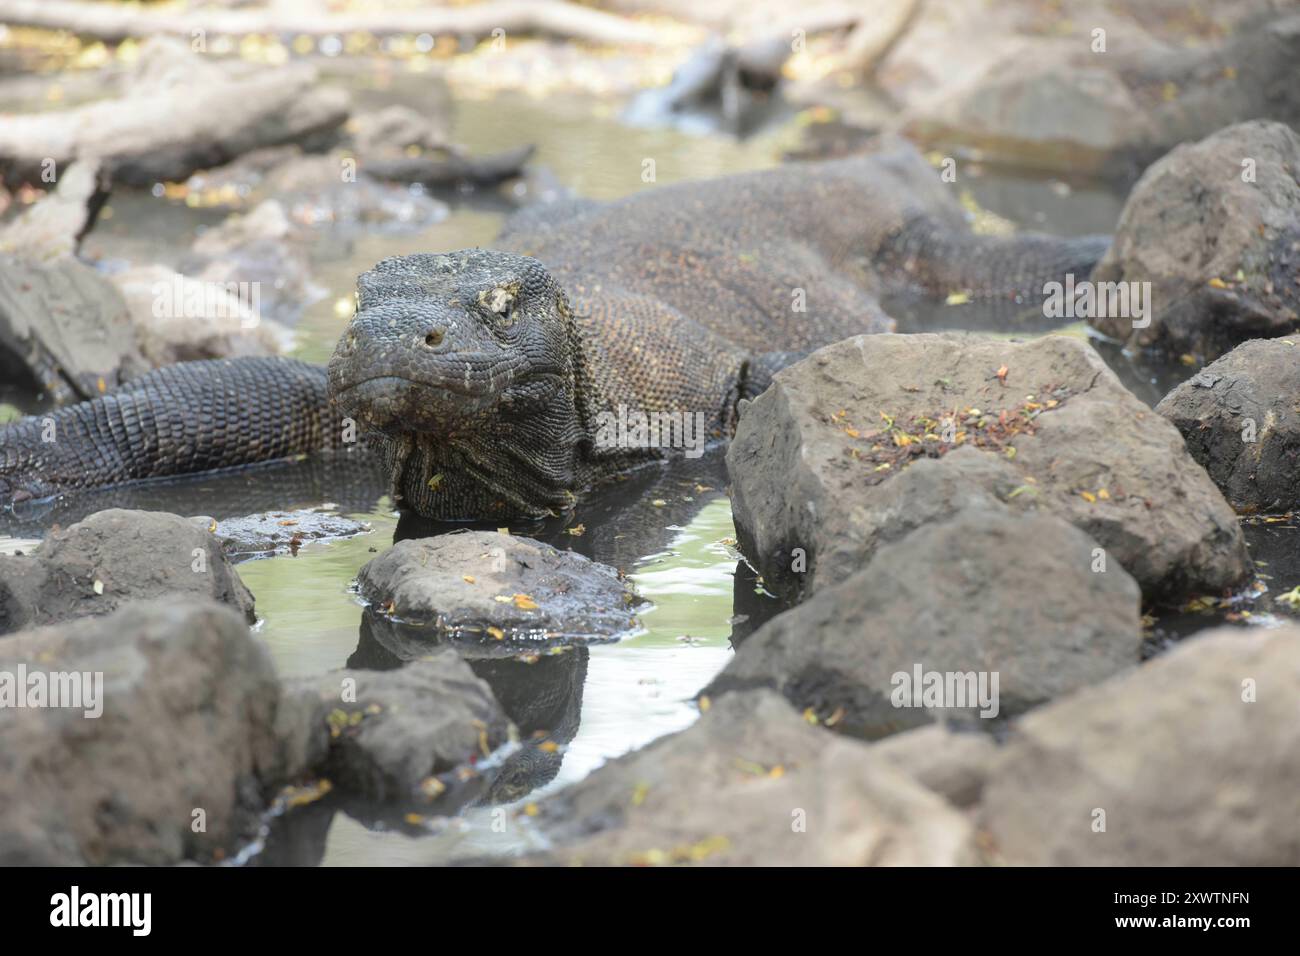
[0,59,349,187]
[0,0,675,48]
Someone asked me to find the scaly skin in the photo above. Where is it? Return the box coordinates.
[1,151,1110,519]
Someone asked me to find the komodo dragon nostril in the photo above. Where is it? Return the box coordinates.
[424,329,445,348]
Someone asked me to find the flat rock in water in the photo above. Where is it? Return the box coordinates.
[199,508,372,559]
[0,509,255,635]
[978,624,1300,865]
[525,689,978,866]
[279,652,514,803]
[727,333,1250,604]
[356,530,644,647]
[703,507,1142,738]
[1091,120,1300,359]
[1156,336,1300,514]
[0,600,282,865]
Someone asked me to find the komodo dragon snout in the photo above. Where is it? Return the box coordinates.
[327,250,574,438]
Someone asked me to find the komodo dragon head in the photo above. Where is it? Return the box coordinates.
[327,250,600,520]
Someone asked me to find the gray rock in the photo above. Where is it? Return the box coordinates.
[530,690,977,866]
[281,652,513,802]
[0,254,147,404]
[867,723,997,809]
[346,104,454,158]
[111,264,290,366]
[727,333,1250,603]
[0,600,282,865]
[978,624,1300,865]
[704,508,1142,738]
[901,14,1300,180]
[182,200,323,326]
[0,509,255,635]
[198,508,372,559]
[1156,336,1300,513]
[356,530,644,647]
[1091,120,1300,358]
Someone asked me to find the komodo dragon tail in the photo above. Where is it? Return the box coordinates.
[0,357,337,505]
[880,213,1112,305]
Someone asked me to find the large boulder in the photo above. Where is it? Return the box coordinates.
[703,508,1142,738]
[899,13,1300,180]
[0,255,147,404]
[727,333,1250,604]
[1156,336,1300,513]
[279,652,514,803]
[978,624,1300,865]
[1090,120,1300,359]
[356,530,644,648]
[0,601,283,865]
[0,509,255,635]
[529,690,978,866]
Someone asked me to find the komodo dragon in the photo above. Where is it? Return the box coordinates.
[0,146,1107,520]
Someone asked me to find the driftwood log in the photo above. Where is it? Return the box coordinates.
[0,58,349,188]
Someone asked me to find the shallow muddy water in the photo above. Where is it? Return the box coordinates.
[3,73,1296,864]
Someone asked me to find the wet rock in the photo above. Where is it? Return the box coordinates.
[978,624,1300,865]
[111,264,291,366]
[1090,120,1300,359]
[727,333,1251,603]
[1156,336,1300,513]
[0,509,254,635]
[529,689,978,866]
[899,11,1300,180]
[181,199,323,326]
[868,723,996,809]
[704,508,1141,738]
[345,104,454,158]
[279,652,513,802]
[199,508,372,559]
[347,611,590,804]
[356,530,644,648]
[0,600,282,865]
[0,254,147,403]
[253,154,449,230]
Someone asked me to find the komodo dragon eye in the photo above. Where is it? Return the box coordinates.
[481,286,516,326]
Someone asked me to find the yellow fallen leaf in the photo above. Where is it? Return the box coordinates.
[513,593,539,610]
[463,574,476,583]
[487,626,505,640]
[1081,491,1097,503]
[1207,277,1229,289]
[946,291,971,305]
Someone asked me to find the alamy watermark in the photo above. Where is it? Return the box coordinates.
[891,664,1000,718]
[1043,274,1152,329]
[0,665,103,718]
[594,404,706,458]
[152,275,262,329]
